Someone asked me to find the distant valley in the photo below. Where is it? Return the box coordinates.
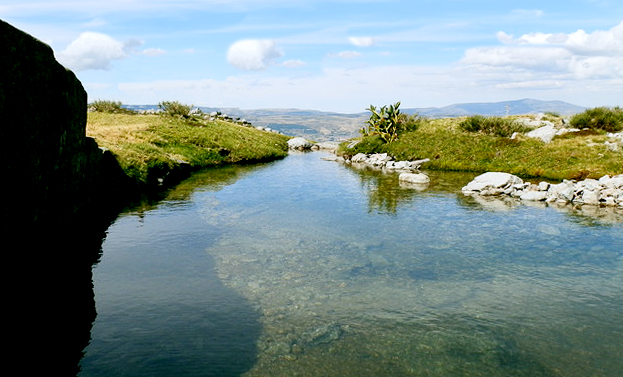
[129,98,587,142]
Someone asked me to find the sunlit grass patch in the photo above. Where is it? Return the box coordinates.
[340,115,623,181]
[87,112,289,184]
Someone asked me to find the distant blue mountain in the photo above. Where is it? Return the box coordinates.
[404,98,586,117]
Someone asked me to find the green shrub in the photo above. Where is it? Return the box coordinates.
[569,107,623,133]
[158,101,195,118]
[459,115,530,137]
[361,102,403,143]
[398,113,425,134]
[90,100,135,114]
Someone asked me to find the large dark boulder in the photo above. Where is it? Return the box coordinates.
[1,19,105,229]
[0,20,127,376]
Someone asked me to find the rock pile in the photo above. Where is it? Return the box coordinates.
[347,153,430,172]
[462,172,623,207]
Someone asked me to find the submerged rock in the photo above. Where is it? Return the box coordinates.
[399,172,431,184]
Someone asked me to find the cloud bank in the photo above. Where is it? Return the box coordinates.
[462,21,623,80]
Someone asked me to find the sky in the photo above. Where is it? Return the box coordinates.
[2,0,622,113]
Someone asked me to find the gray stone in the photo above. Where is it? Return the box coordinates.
[398,172,430,184]
[287,137,313,150]
[462,172,524,194]
[577,190,601,205]
[520,191,548,201]
[351,153,368,163]
[526,125,557,143]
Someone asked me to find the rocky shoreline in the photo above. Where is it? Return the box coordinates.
[462,172,623,208]
[288,136,623,213]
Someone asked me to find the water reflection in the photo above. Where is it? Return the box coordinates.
[345,160,623,224]
[81,152,623,377]
[79,165,270,377]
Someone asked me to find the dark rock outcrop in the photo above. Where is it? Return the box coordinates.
[1,19,132,231]
[0,20,130,376]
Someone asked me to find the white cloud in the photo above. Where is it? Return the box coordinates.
[349,36,375,47]
[464,21,623,80]
[227,39,283,70]
[57,32,141,71]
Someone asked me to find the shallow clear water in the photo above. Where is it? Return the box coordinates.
[79,152,623,377]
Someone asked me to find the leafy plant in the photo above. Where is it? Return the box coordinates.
[459,115,530,137]
[89,100,135,114]
[361,102,404,143]
[569,107,623,133]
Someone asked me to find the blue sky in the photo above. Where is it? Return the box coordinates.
[2,0,622,112]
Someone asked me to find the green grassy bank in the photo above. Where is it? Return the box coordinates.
[340,108,623,181]
[87,111,290,185]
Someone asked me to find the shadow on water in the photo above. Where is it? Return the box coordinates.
[76,163,277,377]
[7,214,111,377]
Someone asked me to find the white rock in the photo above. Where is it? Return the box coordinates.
[526,125,557,143]
[287,137,313,149]
[462,172,524,193]
[351,153,368,163]
[578,190,601,205]
[399,172,430,184]
[520,191,548,201]
[548,182,575,202]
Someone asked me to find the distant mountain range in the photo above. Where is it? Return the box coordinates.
[127,99,587,141]
[402,98,586,118]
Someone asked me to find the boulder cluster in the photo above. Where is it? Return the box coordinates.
[462,172,623,208]
[347,153,430,172]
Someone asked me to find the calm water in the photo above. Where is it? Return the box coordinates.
[79,152,623,377]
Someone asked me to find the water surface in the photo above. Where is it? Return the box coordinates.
[80,152,623,376]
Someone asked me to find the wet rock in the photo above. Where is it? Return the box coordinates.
[399,172,431,184]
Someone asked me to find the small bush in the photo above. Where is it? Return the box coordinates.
[569,107,623,133]
[398,113,425,134]
[158,101,195,118]
[459,115,530,137]
[90,100,135,114]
